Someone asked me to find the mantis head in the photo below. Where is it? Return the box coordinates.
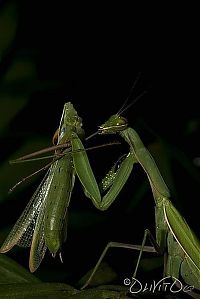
[98,114,128,134]
[54,102,85,144]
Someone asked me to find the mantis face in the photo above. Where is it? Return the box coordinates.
[57,102,85,144]
[98,114,128,134]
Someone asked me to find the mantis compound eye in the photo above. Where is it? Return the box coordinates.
[98,115,128,134]
[116,116,127,126]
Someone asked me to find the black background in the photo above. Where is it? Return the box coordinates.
[0,0,199,286]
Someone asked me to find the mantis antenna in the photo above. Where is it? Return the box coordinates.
[117,71,143,115]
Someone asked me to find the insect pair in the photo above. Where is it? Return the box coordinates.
[0,101,200,298]
[0,102,130,271]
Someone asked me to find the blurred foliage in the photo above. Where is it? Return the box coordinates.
[0,1,199,298]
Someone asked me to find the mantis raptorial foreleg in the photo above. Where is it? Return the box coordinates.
[0,103,136,272]
[1,100,200,299]
[80,112,200,297]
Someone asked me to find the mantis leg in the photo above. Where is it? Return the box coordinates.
[81,234,157,289]
[72,125,170,211]
[71,134,137,211]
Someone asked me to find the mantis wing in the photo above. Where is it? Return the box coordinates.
[0,167,55,253]
[164,199,200,288]
[29,201,47,272]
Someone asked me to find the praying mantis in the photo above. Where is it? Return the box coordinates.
[80,111,200,297]
[0,101,199,298]
[0,102,132,272]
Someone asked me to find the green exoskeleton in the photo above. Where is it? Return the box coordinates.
[81,113,200,297]
[0,103,128,272]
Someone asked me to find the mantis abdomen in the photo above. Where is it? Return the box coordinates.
[44,154,75,254]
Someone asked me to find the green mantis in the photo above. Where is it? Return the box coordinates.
[0,102,132,272]
[1,101,200,298]
[81,112,200,297]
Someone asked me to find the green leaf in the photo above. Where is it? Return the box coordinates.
[0,283,77,299]
[0,254,40,283]
[78,262,117,287]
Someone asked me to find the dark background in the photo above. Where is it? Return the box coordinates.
[0,0,199,286]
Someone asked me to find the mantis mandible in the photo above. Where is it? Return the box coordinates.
[0,102,129,272]
[81,111,200,297]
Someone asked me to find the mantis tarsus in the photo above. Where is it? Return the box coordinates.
[0,102,128,272]
[80,112,200,298]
